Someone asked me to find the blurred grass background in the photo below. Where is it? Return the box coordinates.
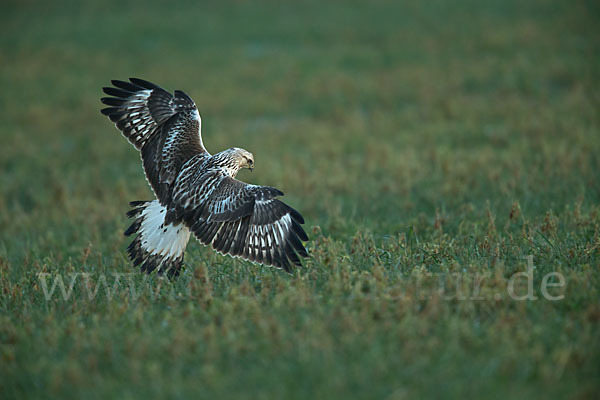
[1,0,599,398]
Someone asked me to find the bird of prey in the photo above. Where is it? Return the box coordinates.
[100,78,308,277]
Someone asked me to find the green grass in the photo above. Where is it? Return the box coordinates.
[1,0,599,398]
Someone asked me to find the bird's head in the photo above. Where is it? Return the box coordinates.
[230,147,254,172]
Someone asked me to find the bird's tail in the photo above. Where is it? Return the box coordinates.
[125,200,191,277]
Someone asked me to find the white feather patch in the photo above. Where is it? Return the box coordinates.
[139,201,191,260]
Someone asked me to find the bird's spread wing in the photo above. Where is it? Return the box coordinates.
[171,167,308,271]
[101,78,207,203]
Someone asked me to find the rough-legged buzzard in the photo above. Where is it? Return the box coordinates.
[101,78,308,276]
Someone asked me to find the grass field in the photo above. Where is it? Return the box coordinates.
[1,0,599,398]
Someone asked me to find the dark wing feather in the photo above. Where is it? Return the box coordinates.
[173,169,308,271]
[100,78,207,204]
